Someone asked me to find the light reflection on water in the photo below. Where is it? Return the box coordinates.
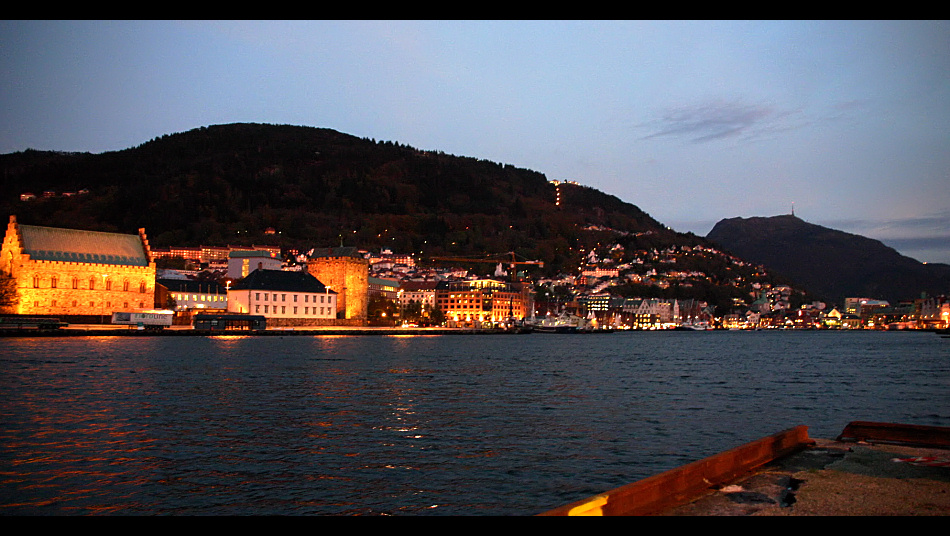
[0,331,947,515]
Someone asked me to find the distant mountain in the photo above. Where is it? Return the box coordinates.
[706,215,950,305]
[0,123,683,275]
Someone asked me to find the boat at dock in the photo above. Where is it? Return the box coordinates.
[527,312,584,333]
[673,320,713,331]
[527,313,613,333]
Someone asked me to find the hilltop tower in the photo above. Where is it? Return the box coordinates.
[305,247,369,325]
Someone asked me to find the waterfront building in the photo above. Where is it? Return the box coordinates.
[157,278,228,311]
[398,281,437,312]
[435,278,531,325]
[917,295,949,329]
[844,297,889,316]
[621,298,677,329]
[822,307,843,328]
[227,268,336,326]
[840,313,862,329]
[577,293,617,313]
[306,247,369,325]
[0,215,156,318]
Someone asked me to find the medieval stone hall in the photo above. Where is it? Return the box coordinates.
[0,216,157,318]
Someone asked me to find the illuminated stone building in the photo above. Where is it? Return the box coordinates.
[0,216,156,318]
[306,247,369,325]
[435,279,531,325]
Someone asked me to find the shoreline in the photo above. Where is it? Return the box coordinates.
[0,325,945,337]
[0,325,523,337]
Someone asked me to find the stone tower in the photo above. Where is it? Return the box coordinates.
[305,247,368,325]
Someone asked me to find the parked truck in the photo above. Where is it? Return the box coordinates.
[111,310,174,330]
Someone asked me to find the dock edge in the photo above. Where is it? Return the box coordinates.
[538,425,814,516]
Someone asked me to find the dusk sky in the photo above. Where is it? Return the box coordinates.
[3,20,949,263]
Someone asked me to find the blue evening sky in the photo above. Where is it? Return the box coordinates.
[3,20,949,263]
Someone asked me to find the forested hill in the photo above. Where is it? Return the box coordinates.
[707,215,950,304]
[1,122,697,274]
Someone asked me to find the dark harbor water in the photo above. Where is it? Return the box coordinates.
[1,330,947,515]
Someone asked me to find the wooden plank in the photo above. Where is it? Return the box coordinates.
[539,425,813,516]
[836,421,950,448]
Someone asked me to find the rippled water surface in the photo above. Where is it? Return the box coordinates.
[1,330,947,515]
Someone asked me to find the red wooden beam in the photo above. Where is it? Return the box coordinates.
[539,425,814,516]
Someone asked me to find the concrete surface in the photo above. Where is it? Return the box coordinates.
[661,438,950,516]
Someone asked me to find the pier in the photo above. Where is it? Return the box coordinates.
[539,422,950,516]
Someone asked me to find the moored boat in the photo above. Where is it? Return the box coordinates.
[529,312,592,333]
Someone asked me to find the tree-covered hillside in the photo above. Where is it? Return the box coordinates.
[707,215,950,304]
[0,123,682,275]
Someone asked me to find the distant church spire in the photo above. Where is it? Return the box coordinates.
[791,202,795,217]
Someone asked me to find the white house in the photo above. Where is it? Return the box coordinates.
[227,269,337,322]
